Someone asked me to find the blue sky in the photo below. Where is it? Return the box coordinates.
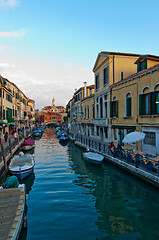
[0,0,159,109]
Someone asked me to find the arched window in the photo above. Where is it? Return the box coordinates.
[96,98,99,118]
[100,97,103,118]
[92,104,95,119]
[139,87,151,115]
[154,84,159,114]
[125,92,132,117]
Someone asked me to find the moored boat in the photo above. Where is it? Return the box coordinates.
[21,138,35,151]
[8,153,35,180]
[32,129,42,137]
[83,152,104,165]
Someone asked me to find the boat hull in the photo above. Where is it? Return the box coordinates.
[21,144,35,151]
[83,152,104,166]
[9,154,35,180]
[9,167,34,180]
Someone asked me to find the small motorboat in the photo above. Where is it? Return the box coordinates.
[21,138,35,151]
[56,131,64,138]
[59,135,68,144]
[8,153,35,180]
[83,152,104,166]
[32,129,42,137]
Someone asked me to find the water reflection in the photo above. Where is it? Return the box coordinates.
[17,129,159,240]
[68,144,159,240]
[19,171,35,194]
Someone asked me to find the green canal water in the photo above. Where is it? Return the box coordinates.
[19,128,159,240]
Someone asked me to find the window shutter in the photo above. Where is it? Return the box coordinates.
[127,97,131,117]
[115,101,118,117]
[3,110,5,119]
[106,66,109,84]
[144,59,147,70]
[139,94,143,115]
[110,101,113,118]
[137,62,140,72]
[150,92,156,115]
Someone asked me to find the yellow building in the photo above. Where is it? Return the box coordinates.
[93,51,140,143]
[68,82,95,138]
[0,75,35,137]
[111,55,159,155]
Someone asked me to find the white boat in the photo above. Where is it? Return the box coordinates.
[83,152,104,165]
[8,153,35,180]
[21,138,35,151]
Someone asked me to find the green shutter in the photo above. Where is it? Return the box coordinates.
[127,97,131,117]
[137,62,140,72]
[139,94,143,115]
[115,101,118,117]
[150,92,156,115]
[144,59,147,70]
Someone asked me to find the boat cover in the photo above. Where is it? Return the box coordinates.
[21,138,35,146]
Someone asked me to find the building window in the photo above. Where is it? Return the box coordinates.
[87,106,89,119]
[91,126,94,135]
[113,128,117,140]
[104,94,108,118]
[100,97,103,118]
[143,132,156,146]
[84,106,86,119]
[139,88,150,116]
[95,73,99,90]
[155,91,159,114]
[92,104,95,119]
[104,127,108,138]
[96,98,99,118]
[110,98,118,118]
[96,126,99,136]
[137,59,147,72]
[103,65,108,86]
[126,93,132,117]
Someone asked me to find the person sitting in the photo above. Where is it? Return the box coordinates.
[109,142,115,149]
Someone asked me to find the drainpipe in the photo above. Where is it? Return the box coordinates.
[84,81,87,98]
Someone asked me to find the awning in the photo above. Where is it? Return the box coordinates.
[10,123,18,127]
[0,120,9,126]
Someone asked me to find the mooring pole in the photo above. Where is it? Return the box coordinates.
[9,138,13,159]
[1,142,7,173]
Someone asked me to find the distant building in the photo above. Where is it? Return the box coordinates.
[39,97,66,124]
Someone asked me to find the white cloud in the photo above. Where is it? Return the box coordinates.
[0,30,25,38]
[0,58,94,110]
[0,0,19,7]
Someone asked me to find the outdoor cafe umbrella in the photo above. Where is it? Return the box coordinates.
[122,131,145,144]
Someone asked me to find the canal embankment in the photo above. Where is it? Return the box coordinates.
[0,127,33,178]
[69,131,159,189]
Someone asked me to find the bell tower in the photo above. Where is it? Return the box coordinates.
[52,98,55,106]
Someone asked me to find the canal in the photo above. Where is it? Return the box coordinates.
[19,128,159,240]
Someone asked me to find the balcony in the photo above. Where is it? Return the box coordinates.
[94,118,108,126]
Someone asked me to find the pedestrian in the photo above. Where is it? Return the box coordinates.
[135,154,140,168]
[4,132,8,142]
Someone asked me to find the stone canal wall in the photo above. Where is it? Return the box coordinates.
[69,131,159,189]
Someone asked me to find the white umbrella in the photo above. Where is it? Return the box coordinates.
[122,131,145,144]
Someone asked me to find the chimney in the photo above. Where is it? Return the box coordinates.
[84,81,87,98]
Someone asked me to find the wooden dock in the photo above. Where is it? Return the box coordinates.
[0,185,26,240]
